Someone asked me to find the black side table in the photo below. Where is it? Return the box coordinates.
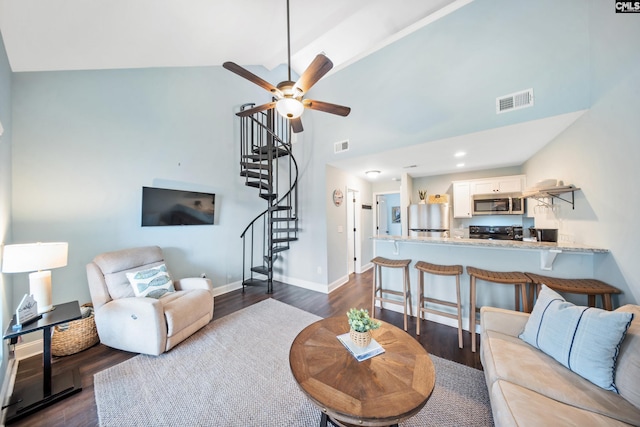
[3,300,83,424]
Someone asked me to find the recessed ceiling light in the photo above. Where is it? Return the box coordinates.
[454,151,466,158]
[403,164,418,169]
[456,163,465,168]
[365,170,381,177]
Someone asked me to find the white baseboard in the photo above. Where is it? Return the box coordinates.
[212,280,243,297]
[327,275,349,293]
[15,339,43,360]
[272,273,329,294]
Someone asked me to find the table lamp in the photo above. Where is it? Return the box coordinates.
[2,242,68,313]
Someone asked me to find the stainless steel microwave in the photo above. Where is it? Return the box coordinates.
[472,194,525,215]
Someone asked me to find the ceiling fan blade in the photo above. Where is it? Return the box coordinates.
[223,62,281,96]
[293,54,334,94]
[236,102,277,117]
[290,117,304,133]
[303,99,351,117]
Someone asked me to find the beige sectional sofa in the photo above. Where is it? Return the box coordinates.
[480,304,640,426]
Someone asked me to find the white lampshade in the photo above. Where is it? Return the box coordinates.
[275,98,304,119]
[2,242,68,273]
[2,242,68,313]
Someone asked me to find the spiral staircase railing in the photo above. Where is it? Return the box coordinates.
[238,104,299,294]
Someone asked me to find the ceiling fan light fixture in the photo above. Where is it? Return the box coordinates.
[276,97,304,119]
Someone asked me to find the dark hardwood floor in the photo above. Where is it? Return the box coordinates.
[7,270,481,427]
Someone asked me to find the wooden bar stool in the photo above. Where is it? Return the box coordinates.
[525,272,621,310]
[415,261,464,349]
[467,267,529,353]
[371,256,412,331]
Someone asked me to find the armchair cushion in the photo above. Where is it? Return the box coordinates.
[86,246,214,356]
[126,264,175,298]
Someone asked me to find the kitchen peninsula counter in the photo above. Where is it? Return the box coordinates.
[371,235,611,333]
[373,235,609,254]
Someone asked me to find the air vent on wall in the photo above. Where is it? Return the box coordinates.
[496,88,534,114]
[334,140,349,153]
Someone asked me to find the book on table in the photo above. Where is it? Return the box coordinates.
[337,333,385,362]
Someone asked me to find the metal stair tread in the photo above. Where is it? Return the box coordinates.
[241,162,272,170]
[270,216,297,222]
[254,146,290,158]
[240,170,270,180]
[273,237,298,243]
[245,181,272,191]
[250,266,269,275]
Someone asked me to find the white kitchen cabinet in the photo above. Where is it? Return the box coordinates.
[452,182,472,218]
[471,175,524,195]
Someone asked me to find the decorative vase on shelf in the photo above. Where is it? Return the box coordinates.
[418,189,427,204]
[346,308,381,348]
[350,329,372,347]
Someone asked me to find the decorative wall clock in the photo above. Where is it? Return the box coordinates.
[333,189,344,207]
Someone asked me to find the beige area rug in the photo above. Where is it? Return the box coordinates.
[94,299,493,426]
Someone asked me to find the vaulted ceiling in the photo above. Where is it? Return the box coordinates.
[0,0,585,180]
[0,0,466,73]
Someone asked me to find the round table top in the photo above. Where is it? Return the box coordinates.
[289,316,435,427]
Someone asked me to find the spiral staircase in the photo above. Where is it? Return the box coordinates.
[238,104,299,294]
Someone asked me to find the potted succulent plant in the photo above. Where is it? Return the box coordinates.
[418,190,427,203]
[347,308,381,347]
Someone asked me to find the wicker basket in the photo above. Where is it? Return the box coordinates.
[350,329,372,348]
[51,303,99,357]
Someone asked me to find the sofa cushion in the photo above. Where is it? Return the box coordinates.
[490,380,634,427]
[519,285,633,392]
[126,264,175,299]
[614,305,640,410]
[482,328,640,425]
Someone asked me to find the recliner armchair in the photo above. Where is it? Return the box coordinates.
[86,245,214,356]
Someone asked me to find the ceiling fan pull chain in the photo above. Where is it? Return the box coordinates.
[286,0,291,82]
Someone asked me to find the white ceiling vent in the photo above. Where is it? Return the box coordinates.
[496,88,534,114]
[334,140,350,153]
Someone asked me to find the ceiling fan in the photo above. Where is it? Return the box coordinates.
[223,0,351,133]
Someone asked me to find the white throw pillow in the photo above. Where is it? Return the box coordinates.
[519,285,633,392]
[126,264,175,299]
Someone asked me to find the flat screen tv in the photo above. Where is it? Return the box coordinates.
[141,186,215,226]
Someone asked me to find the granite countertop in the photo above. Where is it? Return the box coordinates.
[372,235,609,254]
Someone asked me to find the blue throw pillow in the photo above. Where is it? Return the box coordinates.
[519,285,633,392]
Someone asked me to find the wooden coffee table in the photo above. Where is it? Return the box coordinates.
[289,317,435,427]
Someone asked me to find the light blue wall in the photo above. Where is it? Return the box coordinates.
[10,66,282,307]
[316,0,590,162]
[523,0,640,304]
[0,29,12,395]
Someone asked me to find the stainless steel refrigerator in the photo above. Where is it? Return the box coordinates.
[408,203,450,237]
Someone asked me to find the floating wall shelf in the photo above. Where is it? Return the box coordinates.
[523,185,580,210]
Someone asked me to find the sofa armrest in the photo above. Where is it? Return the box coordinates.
[174,277,213,293]
[481,306,530,338]
[95,297,167,356]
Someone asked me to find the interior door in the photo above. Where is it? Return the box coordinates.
[377,196,388,234]
[347,190,355,274]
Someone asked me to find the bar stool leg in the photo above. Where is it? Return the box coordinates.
[455,274,463,349]
[416,271,423,336]
[470,275,477,353]
[519,284,529,313]
[403,265,411,331]
[371,265,378,317]
[603,294,613,311]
